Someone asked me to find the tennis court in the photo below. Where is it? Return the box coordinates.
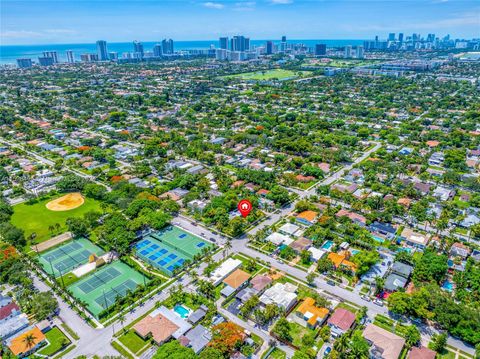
[38,237,104,277]
[135,226,213,275]
[68,260,147,317]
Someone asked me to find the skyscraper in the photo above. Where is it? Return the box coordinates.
[219,37,229,50]
[266,41,274,55]
[133,41,144,58]
[398,33,404,43]
[281,35,286,42]
[109,52,118,60]
[344,45,352,58]
[96,40,108,61]
[388,33,396,42]
[17,58,32,69]
[38,56,54,66]
[153,44,162,57]
[315,44,326,56]
[43,51,58,63]
[66,50,75,63]
[162,39,174,54]
[356,45,364,59]
[231,36,249,52]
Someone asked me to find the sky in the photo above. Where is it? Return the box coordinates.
[1,0,479,45]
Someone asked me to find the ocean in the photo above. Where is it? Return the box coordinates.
[0,39,364,65]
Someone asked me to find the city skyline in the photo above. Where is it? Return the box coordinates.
[1,0,479,45]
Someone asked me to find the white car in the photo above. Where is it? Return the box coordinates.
[373,299,384,306]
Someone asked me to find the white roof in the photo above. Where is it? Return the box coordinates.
[308,247,327,261]
[279,223,300,236]
[265,232,293,246]
[209,258,242,286]
[260,283,297,309]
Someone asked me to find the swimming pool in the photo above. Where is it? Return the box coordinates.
[321,240,334,251]
[396,247,412,253]
[174,304,191,319]
[372,235,385,243]
[351,249,360,255]
[441,280,454,292]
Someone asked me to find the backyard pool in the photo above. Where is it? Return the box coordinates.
[351,249,360,255]
[441,280,454,292]
[396,247,412,253]
[321,240,334,251]
[174,304,191,319]
[372,235,385,243]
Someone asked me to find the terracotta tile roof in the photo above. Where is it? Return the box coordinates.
[408,346,436,359]
[9,327,46,356]
[296,297,329,326]
[133,313,179,344]
[363,324,405,359]
[250,275,272,292]
[223,269,251,290]
[297,210,317,222]
[327,308,356,331]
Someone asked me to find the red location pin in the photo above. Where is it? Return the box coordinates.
[238,199,252,218]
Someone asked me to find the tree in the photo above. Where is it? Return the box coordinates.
[199,347,224,359]
[431,333,447,353]
[320,325,331,342]
[292,349,312,359]
[386,291,410,315]
[374,276,385,295]
[317,257,333,274]
[273,318,292,342]
[348,330,370,358]
[300,250,311,265]
[30,292,58,320]
[306,272,317,286]
[22,333,37,351]
[209,322,245,356]
[153,340,196,359]
[404,325,421,348]
[66,217,89,237]
[413,250,448,284]
[351,250,380,276]
[197,280,215,301]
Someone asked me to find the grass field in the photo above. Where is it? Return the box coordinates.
[68,261,148,317]
[223,69,303,81]
[38,327,71,356]
[118,330,150,355]
[11,193,103,244]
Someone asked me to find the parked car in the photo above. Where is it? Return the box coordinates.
[361,295,371,302]
[327,280,336,286]
[373,299,384,306]
[324,346,332,357]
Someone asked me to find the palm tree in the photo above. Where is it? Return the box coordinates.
[22,333,37,351]
[118,313,126,333]
[334,333,349,354]
[223,240,233,258]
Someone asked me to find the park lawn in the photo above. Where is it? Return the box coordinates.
[224,69,301,81]
[38,327,71,356]
[11,194,103,245]
[118,330,150,354]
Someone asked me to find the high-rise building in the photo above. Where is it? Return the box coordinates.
[215,48,228,60]
[281,35,286,42]
[66,50,75,63]
[344,45,352,58]
[315,44,326,56]
[266,41,274,55]
[38,56,54,66]
[388,33,396,42]
[219,37,229,50]
[161,39,174,54]
[109,52,118,60]
[96,40,109,61]
[17,58,32,68]
[356,45,364,59]
[133,41,144,58]
[231,36,249,52]
[80,53,98,62]
[153,44,162,57]
[398,33,404,43]
[43,51,58,63]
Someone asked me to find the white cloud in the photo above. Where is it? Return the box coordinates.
[270,0,292,4]
[1,30,43,39]
[234,1,256,11]
[203,2,225,9]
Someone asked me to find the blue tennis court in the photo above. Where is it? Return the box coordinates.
[134,226,213,275]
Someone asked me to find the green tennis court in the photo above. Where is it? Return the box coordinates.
[135,226,213,275]
[39,237,104,277]
[68,261,148,317]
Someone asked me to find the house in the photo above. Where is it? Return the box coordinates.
[318,162,330,173]
[308,247,327,262]
[407,346,437,359]
[8,326,46,357]
[400,228,429,249]
[250,275,272,293]
[289,237,312,253]
[336,209,367,225]
[391,262,413,278]
[0,302,21,323]
[369,222,396,239]
[188,305,208,325]
[210,258,242,286]
[133,306,192,345]
[413,182,432,195]
[296,210,318,226]
[327,308,356,337]
[449,242,471,259]
[265,232,293,246]
[363,324,405,359]
[428,152,444,166]
[188,199,209,213]
[236,287,257,303]
[384,273,408,292]
[361,253,394,284]
[399,147,413,155]
[259,282,297,311]
[296,297,329,329]
[180,325,212,354]
[459,214,480,228]
[433,186,455,201]
[221,269,251,296]
[278,223,302,237]
[328,251,357,274]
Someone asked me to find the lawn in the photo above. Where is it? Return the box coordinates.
[38,327,71,356]
[118,330,150,354]
[289,322,316,348]
[11,193,103,245]
[262,347,287,359]
[223,69,303,81]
